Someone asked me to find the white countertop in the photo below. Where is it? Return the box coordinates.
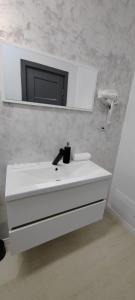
[5,160,112,201]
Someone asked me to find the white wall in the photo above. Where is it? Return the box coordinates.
[109,74,135,229]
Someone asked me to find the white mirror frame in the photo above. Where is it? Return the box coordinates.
[0,41,98,112]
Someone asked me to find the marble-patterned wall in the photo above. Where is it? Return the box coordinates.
[0,0,135,237]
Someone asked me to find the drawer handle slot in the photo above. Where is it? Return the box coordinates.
[11,199,105,231]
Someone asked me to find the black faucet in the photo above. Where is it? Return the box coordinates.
[52,148,64,165]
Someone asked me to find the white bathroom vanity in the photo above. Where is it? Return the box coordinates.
[5,160,111,254]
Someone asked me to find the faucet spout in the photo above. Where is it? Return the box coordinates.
[52,148,64,165]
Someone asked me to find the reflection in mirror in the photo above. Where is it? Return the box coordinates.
[21,60,68,106]
[0,42,98,111]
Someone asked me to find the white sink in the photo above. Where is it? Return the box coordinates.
[6,160,111,201]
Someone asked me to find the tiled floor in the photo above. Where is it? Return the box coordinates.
[0,212,135,299]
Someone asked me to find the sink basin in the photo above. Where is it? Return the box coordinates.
[6,160,111,201]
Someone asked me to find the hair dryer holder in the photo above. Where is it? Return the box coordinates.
[97,90,118,125]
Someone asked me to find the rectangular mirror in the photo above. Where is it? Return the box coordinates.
[0,42,98,111]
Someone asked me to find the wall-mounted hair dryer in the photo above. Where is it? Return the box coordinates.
[97,89,118,125]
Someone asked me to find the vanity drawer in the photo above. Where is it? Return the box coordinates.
[7,179,110,229]
[9,200,106,254]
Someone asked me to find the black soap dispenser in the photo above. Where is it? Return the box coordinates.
[63,142,71,164]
